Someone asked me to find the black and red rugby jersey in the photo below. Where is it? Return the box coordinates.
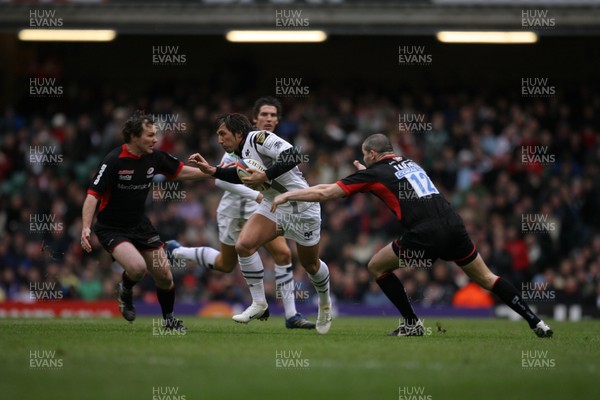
[87,144,183,227]
[336,156,452,230]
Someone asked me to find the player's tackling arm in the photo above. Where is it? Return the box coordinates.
[271,184,346,212]
[81,194,98,253]
[176,165,213,180]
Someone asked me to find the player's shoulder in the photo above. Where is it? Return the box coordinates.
[101,145,125,165]
[248,130,274,144]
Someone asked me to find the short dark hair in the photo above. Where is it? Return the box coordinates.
[122,110,154,143]
[252,96,282,120]
[363,133,394,154]
[215,113,254,137]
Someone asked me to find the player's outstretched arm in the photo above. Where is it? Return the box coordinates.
[188,153,242,184]
[176,165,213,180]
[271,184,345,212]
[81,194,98,253]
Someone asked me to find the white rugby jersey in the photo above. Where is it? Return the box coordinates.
[216,152,260,219]
[239,130,312,213]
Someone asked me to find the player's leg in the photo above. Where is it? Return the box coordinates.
[294,241,331,334]
[111,242,147,322]
[142,247,186,331]
[263,237,315,329]
[461,254,553,337]
[232,213,279,323]
[166,215,238,273]
[369,241,423,336]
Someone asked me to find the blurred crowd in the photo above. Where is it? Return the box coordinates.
[1,88,599,313]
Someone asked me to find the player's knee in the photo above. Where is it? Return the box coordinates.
[367,259,386,277]
[219,260,237,273]
[235,240,257,257]
[125,262,146,280]
[272,249,292,265]
[301,260,319,274]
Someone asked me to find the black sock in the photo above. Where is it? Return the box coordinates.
[156,286,175,319]
[491,277,540,328]
[122,271,137,290]
[376,272,418,324]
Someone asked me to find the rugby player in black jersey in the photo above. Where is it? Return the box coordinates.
[80,110,210,330]
[271,133,553,338]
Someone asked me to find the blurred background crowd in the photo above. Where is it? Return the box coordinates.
[1,84,599,313]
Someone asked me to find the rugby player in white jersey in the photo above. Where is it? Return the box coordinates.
[189,113,332,334]
[167,98,315,329]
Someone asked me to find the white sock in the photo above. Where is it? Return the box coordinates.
[308,260,330,307]
[239,253,266,304]
[174,246,219,269]
[275,264,297,319]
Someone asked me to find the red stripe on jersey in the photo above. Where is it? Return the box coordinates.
[337,180,402,220]
[160,161,184,180]
[87,189,100,199]
[336,180,370,196]
[98,187,113,212]
[118,144,142,159]
[369,182,402,220]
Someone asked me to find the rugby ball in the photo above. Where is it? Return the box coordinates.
[236,158,271,191]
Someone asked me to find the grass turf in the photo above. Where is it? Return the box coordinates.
[1,317,598,400]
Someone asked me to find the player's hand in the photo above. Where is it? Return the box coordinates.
[241,167,268,187]
[81,227,92,253]
[353,160,366,170]
[188,153,216,176]
[256,192,264,203]
[271,194,287,212]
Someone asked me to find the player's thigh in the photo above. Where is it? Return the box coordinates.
[219,243,238,273]
[461,254,497,290]
[263,236,292,265]
[142,247,173,286]
[368,242,400,277]
[112,242,147,277]
[295,242,321,274]
[236,213,278,255]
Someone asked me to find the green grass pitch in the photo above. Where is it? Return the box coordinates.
[2,317,598,400]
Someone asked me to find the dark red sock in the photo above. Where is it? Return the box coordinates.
[491,277,540,328]
[376,272,418,323]
[156,286,175,319]
[122,271,137,290]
